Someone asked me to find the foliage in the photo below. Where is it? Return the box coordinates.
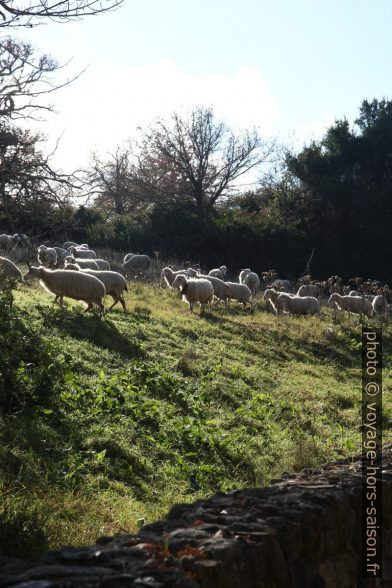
[0,289,68,413]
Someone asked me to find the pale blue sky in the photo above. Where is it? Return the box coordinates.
[20,0,392,170]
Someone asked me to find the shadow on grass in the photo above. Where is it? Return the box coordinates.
[40,306,144,360]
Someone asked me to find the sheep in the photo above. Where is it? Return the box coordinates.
[172,274,214,313]
[63,241,77,250]
[297,284,321,298]
[348,290,362,297]
[69,246,97,259]
[270,279,292,292]
[264,288,286,314]
[208,265,227,280]
[91,258,110,270]
[64,256,99,270]
[225,282,252,309]
[239,269,260,296]
[196,274,231,306]
[122,253,151,276]
[372,295,388,317]
[160,267,189,288]
[37,245,57,269]
[76,268,128,313]
[328,293,373,318]
[277,292,320,315]
[0,256,24,285]
[0,233,21,251]
[53,247,70,267]
[24,265,106,315]
[187,267,199,278]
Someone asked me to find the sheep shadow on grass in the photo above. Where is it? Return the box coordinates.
[41,306,144,360]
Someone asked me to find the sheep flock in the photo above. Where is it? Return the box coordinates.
[0,233,391,322]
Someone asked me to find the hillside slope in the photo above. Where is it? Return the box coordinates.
[0,281,391,557]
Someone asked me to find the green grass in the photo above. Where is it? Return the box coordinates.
[1,281,391,557]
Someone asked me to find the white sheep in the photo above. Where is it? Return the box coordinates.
[0,234,21,251]
[278,292,320,315]
[53,247,70,266]
[0,256,24,285]
[160,267,189,288]
[24,265,106,314]
[264,288,286,314]
[37,245,57,269]
[239,269,260,296]
[122,253,151,276]
[208,265,227,280]
[64,256,99,270]
[196,274,231,306]
[91,258,110,270]
[297,284,321,298]
[172,274,214,313]
[69,246,97,259]
[372,295,388,317]
[77,268,128,312]
[225,282,252,309]
[270,279,292,292]
[63,241,77,250]
[328,293,373,318]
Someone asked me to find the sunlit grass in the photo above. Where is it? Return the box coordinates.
[1,280,391,556]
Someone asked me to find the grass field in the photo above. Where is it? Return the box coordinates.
[1,278,391,557]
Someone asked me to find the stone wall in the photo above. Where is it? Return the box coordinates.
[1,447,391,587]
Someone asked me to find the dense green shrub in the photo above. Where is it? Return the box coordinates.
[0,291,67,413]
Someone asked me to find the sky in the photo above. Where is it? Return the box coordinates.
[17,0,392,173]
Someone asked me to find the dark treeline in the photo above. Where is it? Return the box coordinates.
[1,99,392,282]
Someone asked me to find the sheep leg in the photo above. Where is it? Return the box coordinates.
[108,296,118,311]
[119,295,127,313]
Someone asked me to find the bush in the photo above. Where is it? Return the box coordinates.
[0,291,67,413]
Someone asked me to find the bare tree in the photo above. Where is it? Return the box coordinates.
[0,38,82,120]
[133,106,275,225]
[87,146,146,215]
[0,1,122,28]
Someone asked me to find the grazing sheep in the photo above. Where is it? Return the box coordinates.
[278,292,320,315]
[24,265,106,315]
[239,269,260,296]
[122,253,151,275]
[160,267,189,288]
[270,279,292,292]
[91,258,110,270]
[196,274,231,306]
[64,262,80,271]
[53,247,70,266]
[78,269,127,312]
[64,256,99,270]
[187,267,199,278]
[328,293,373,318]
[172,274,214,313]
[225,282,252,309]
[63,241,77,250]
[38,245,57,269]
[0,256,24,286]
[0,234,21,251]
[372,295,388,317]
[264,288,287,314]
[208,265,227,280]
[69,246,97,259]
[297,284,321,298]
